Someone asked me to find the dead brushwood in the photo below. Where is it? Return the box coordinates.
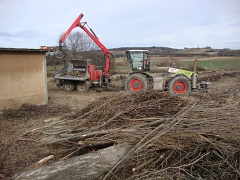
[22,90,240,179]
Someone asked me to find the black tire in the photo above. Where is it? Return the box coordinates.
[125,73,149,92]
[63,81,75,91]
[168,75,191,95]
[76,82,89,92]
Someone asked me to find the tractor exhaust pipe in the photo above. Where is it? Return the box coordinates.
[192,59,197,89]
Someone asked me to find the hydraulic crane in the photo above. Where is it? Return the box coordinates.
[55,13,112,91]
[58,13,111,78]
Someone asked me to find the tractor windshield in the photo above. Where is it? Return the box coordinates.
[130,51,148,71]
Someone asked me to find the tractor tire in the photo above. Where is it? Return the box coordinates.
[76,82,89,92]
[168,75,191,95]
[125,73,149,92]
[63,81,76,92]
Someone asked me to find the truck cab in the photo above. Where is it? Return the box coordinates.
[126,50,150,72]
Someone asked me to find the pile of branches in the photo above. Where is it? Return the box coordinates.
[106,99,240,179]
[25,91,187,157]
[25,91,240,179]
[199,71,240,82]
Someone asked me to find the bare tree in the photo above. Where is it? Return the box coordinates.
[57,31,114,71]
[62,31,99,58]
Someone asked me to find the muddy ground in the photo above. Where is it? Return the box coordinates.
[0,70,240,178]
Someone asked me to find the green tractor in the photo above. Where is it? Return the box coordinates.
[124,50,210,95]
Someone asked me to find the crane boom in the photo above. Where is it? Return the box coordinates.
[59,13,111,77]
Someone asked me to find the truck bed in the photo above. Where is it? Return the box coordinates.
[54,60,90,81]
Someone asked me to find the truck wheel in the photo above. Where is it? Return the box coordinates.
[63,81,75,91]
[76,82,89,92]
[169,75,191,95]
[125,73,149,91]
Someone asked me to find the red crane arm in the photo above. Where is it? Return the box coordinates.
[59,14,84,43]
[59,13,111,77]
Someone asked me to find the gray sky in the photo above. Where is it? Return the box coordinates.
[0,0,240,49]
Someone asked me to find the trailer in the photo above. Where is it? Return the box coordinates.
[55,59,104,91]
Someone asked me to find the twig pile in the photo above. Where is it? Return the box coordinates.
[199,71,240,82]
[25,90,240,179]
[105,98,240,179]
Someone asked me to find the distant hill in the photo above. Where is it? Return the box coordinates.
[109,47,240,57]
[110,46,178,57]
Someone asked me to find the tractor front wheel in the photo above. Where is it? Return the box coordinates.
[125,73,149,92]
[169,75,191,95]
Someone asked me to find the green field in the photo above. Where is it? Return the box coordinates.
[150,56,240,68]
[47,66,63,71]
[182,58,240,69]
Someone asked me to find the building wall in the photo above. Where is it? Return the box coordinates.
[0,52,48,109]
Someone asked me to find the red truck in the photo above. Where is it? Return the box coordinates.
[55,13,112,91]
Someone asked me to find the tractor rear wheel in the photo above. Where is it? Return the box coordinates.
[76,82,89,92]
[63,81,76,91]
[169,75,191,95]
[125,73,149,92]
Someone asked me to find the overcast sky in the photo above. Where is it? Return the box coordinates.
[0,0,240,49]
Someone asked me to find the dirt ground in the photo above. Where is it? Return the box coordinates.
[46,70,240,110]
[0,70,240,178]
[47,77,119,110]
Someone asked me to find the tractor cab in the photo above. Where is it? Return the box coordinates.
[126,50,150,72]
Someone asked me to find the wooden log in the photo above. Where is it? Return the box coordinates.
[14,143,131,180]
[33,155,54,168]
